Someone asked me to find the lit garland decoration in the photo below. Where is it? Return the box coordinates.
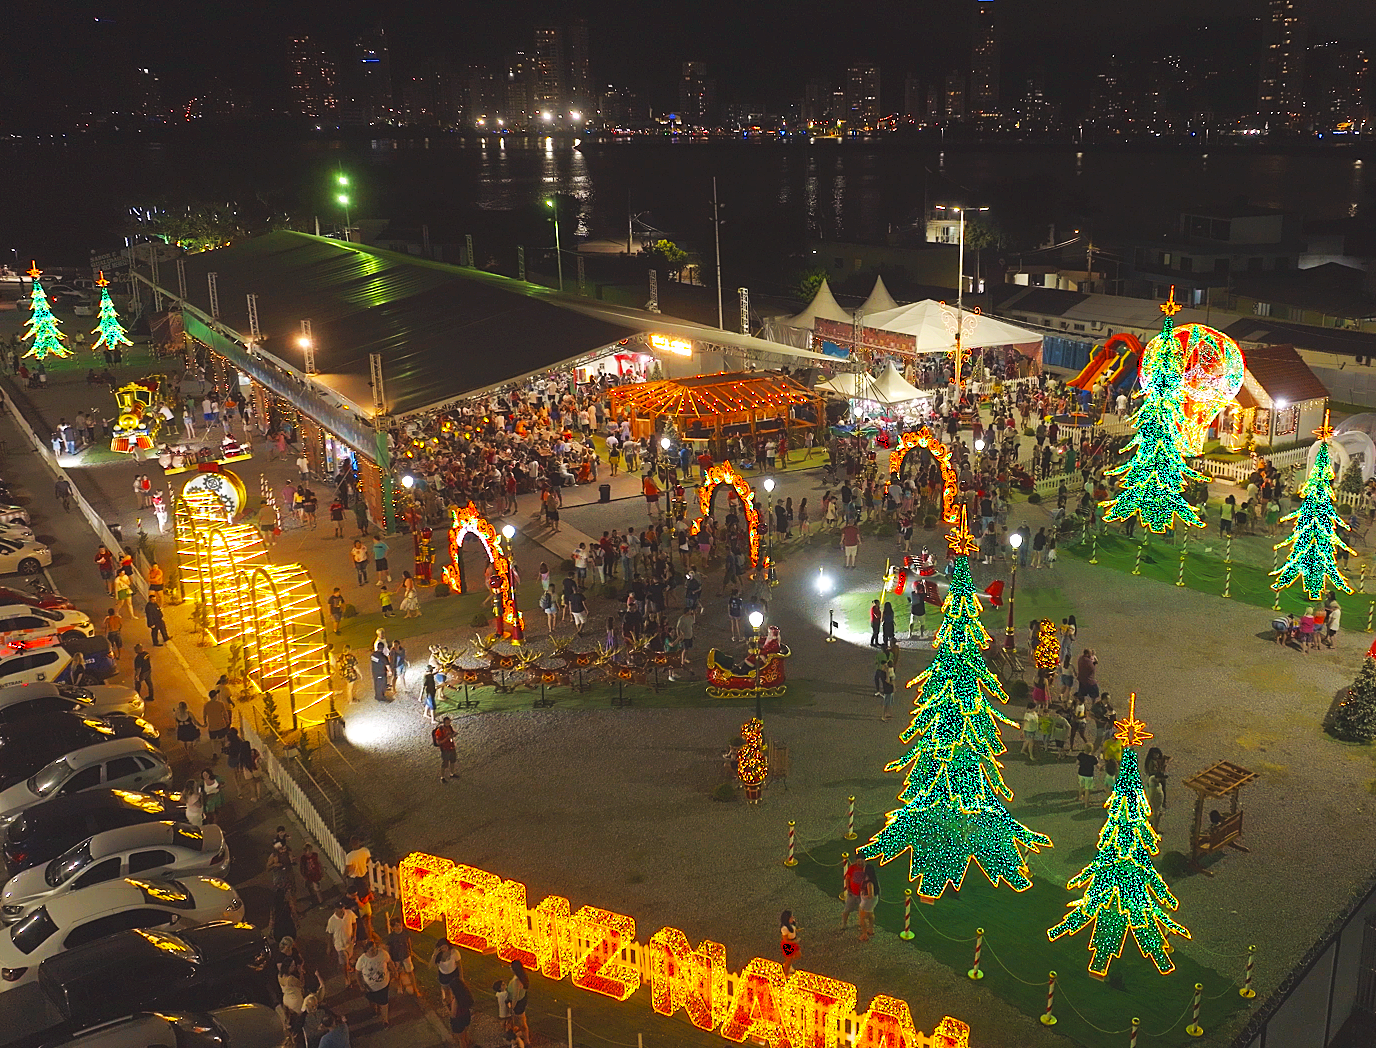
[89,272,133,355]
[689,462,766,571]
[1034,620,1060,671]
[1047,694,1190,976]
[886,428,959,525]
[1272,414,1354,599]
[736,718,768,804]
[860,512,1052,899]
[399,849,971,1048]
[1100,290,1207,534]
[21,263,71,360]
[440,502,525,640]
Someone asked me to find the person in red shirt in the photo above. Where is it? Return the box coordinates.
[433,716,458,783]
[842,522,861,569]
[840,856,866,929]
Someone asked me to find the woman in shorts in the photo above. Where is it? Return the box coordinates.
[386,915,420,999]
[432,939,461,1008]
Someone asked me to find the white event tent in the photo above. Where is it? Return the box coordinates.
[862,299,1045,354]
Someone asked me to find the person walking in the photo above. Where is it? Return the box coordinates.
[780,911,801,975]
[448,978,475,1048]
[869,600,882,647]
[102,607,124,662]
[326,900,358,986]
[840,855,865,929]
[433,716,458,783]
[203,690,230,755]
[113,572,134,621]
[841,520,861,569]
[144,596,169,646]
[95,544,116,596]
[328,588,345,634]
[354,939,392,1025]
[132,644,154,702]
[857,864,880,941]
[240,745,262,803]
[299,842,325,909]
[372,535,390,584]
[351,541,369,586]
[173,701,201,756]
[385,915,421,1001]
[507,959,531,1043]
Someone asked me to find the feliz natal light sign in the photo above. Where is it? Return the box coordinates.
[401,852,971,1048]
[649,333,694,357]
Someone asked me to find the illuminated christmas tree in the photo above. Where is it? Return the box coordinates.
[736,718,767,804]
[1048,694,1190,976]
[89,272,132,355]
[1034,620,1059,671]
[860,513,1052,898]
[1100,293,1205,534]
[21,264,70,361]
[1272,416,1353,600]
[1331,656,1376,743]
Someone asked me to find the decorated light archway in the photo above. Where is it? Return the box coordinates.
[887,427,960,526]
[689,461,766,570]
[441,502,524,641]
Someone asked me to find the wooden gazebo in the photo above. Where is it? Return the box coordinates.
[610,371,825,459]
[1182,760,1258,876]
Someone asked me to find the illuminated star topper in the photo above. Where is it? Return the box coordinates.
[946,507,979,557]
[1159,285,1182,318]
[1114,692,1153,747]
[1313,408,1334,442]
[27,262,41,281]
[95,270,109,288]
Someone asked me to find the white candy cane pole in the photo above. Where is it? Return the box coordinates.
[1039,971,1058,1027]
[967,928,984,980]
[844,796,857,840]
[1130,1018,1140,1048]
[1223,564,1232,599]
[900,889,915,940]
[1176,548,1187,587]
[1240,945,1257,998]
[783,821,798,867]
[1185,983,1204,1037]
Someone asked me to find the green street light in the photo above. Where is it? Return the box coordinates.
[545,198,563,292]
[337,174,349,187]
[336,191,352,238]
[337,194,350,206]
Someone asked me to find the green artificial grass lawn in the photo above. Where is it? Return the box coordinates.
[1064,529,1376,622]
[793,818,1248,1048]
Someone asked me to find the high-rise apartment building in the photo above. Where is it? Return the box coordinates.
[903,76,923,119]
[678,62,715,125]
[340,29,392,125]
[1308,41,1369,131]
[846,65,881,125]
[287,37,337,118]
[1259,0,1307,125]
[804,79,833,124]
[505,51,534,128]
[533,25,566,117]
[970,0,999,115]
[944,74,966,120]
[566,20,592,116]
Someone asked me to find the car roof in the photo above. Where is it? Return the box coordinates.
[40,877,209,922]
[46,737,162,766]
[0,606,59,618]
[6,790,180,840]
[0,684,89,708]
[80,820,192,854]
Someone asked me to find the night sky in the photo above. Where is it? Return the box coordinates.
[3,0,1374,120]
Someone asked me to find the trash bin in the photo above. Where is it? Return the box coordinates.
[599,483,611,504]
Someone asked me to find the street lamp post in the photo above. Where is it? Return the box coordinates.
[763,476,776,580]
[1005,531,1023,651]
[336,173,352,237]
[934,203,989,389]
[748,609,766,718]
[545,198,564,292]
[502,524,524,642]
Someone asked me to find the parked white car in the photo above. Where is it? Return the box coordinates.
[0,605,94,638]
[0,876,243,987]
[0,508,28,528]
[47,1006,284,1048]
[0,683,143,722]
[1,822,229,924]
[0,523,35,543]
[0,740,170,828]
[0,538,51,576]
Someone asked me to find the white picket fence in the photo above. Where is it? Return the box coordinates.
[1191,444,1312,484]
[241,720,347,876]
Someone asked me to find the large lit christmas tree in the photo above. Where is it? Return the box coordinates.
[860,512,1052,898]
[89,272,132,356]
[1100,292,1206,533]
[21,264,70,361]
[1048,694,1190,976]
[1272,414,1353,600]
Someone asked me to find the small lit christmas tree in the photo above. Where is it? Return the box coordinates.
[21,263,71,361]
[1100,293,1205,534]
[1048,694,1190,976]
[1338,459,1365,498]
[1034,620,1059,672]
[89,272,132,355]
[860,512,1052,898]
[1273,415,1353,600]
[736,718,767,804]
[1330,655,1376,743]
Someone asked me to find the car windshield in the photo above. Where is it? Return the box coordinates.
[132,926,198,961]
[10,906,57,954]
[171,825,204,852]
[28,758,72,797]
[127,878,194,908]
[45,839,92,887]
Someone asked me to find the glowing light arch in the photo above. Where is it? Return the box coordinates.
[887,427,959,526]
[688,462,766,570]
[244,564,333,726]
[442,502,524,640]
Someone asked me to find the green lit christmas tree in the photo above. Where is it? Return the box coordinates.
[860,514,1052,898]
[1048,694,1190,976]
[1100,293,1206,534]
[21,264,71,361]
[89,273,132,355]
[1272,415,1353,600]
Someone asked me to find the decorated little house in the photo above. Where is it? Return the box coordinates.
[1217,343,1329,452]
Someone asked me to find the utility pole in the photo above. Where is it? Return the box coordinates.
[712,177,724,329]
[628,191,633,255]
[1086,241,1095,294]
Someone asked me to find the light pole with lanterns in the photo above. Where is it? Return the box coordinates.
[502,524,523,642]
[763,476,776,580]
[545,198,564,292]
[335,173,352,238]
[748,609,766,717]
[1005,530,1022,651]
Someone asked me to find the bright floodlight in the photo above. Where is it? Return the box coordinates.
[975,438,985,451]
[571,111,582,121]
[816,568,832,593]
[1010,532,1024,549]
[336,174,349,187]
[502,524,516,540]
[1276,398,1287,409]
[297,336,312,348]
[401,474,415,489]
[545,199,554,209]
[748,611,764,629]
[660,436,671,450]
[336,194,350,206]
[542,111,553,122]
[763,477,775,492]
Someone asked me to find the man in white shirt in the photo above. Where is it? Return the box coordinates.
[344,835,371,895]
[326,900,358,982]
[354,939,392,1024]
[1115,392,1129,416]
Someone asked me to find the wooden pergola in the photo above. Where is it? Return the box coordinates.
[1182,760,1258,876]
[609,371,825,459]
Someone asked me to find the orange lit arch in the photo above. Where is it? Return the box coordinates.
[887,427,959,526]
[442,502,525,640]
[689,462,767,571]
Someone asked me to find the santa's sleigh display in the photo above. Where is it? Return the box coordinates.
[706,628,791,699]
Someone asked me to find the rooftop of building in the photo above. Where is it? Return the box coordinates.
[1224,262,1376,320]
